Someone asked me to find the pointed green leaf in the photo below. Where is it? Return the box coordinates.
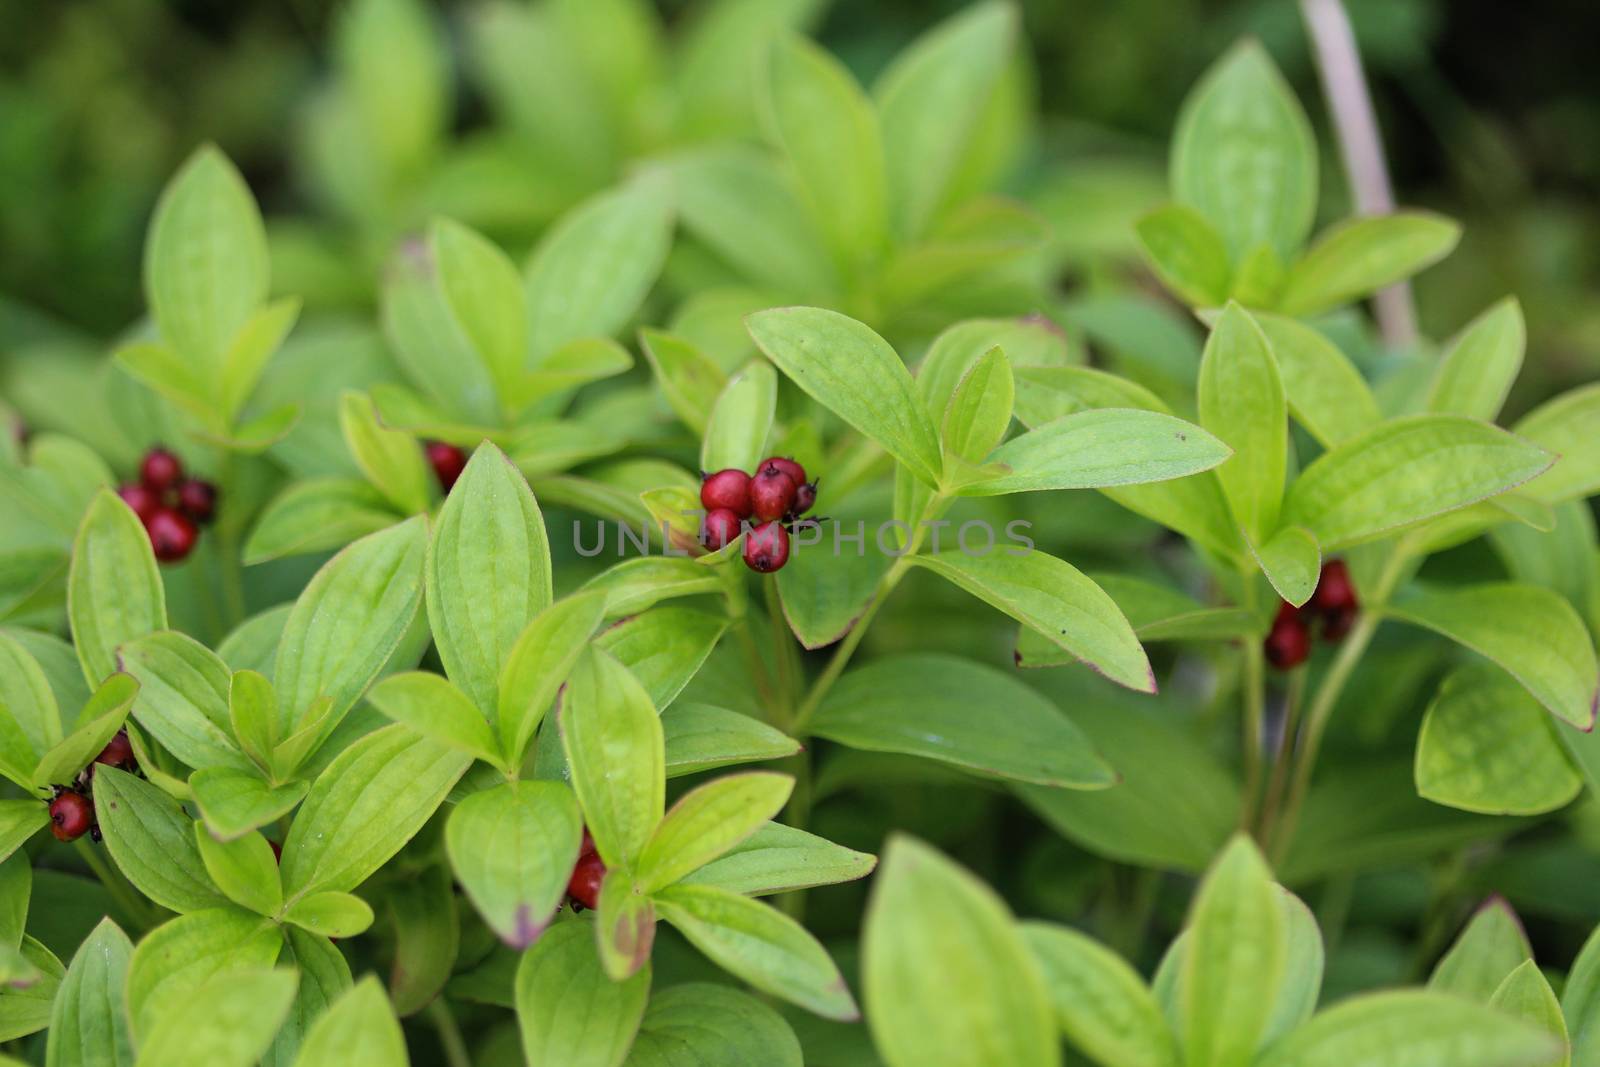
[366,672,500,766]
[940,346,1014,468]
[908,551,1153,692]
[134,967,296,1067]
[559,648,664,869]
[194,825,282,917]
[283,892,374,939]
[1429,898,1532,1002]
[219,297,299,422]
[1488,961,1568,1067]
[445,780,581,949]
[338,392,430,515]
[1255,313,1379,449]
[0,803,47,865]
[69,490,166,687]
[1199,303,1284,542]
[863,835,1054,1064]
[191,769,309,841]
[1427,298,1525,421]
[45,918,133,1067]
[498,592,607,764]
[1136,203,1231,307]
[625,983,803,1067]
[516,920,649,1067]
[291,976,408,1067]
[1279,212,1461,318]
[594,870,656,981]
[699,361,777,476]
[126,909,282,1038]
[227,670,277,771]
[95,765,227,913]
[639,329,726,436]
[747,307,941,486]
[637,772,793,894]
[1515,384,1600,505]
[32,674,138,789]
[431,219,527,407]
[117,631,253,773]
[660,702,800,778]
[595,606,728,712]
[1250,526,1320,607]
[1022,921,1179,1067]
[243,478,399,565]
[680,821,876,897]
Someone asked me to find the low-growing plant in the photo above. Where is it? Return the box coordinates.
[0,1,1597,1065]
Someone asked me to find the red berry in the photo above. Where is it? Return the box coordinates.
[176,479,217,524]
[94,730,135,770]
[1263,601,1311,670]
[270,839,282,863]
[791,481,817,517]
[139,447,183,491]
[146,508,198,563]
[567,850,606,911]
[703,508,742,550]
[760,456,807,488]
[742,521,790,573]
[49,791,94,842]
[749,463,797,523]
[425,441,467,493]
[117,483,161,523]
[578,829,596,858]
[1310,559,1358,616]
[700,469,753,518]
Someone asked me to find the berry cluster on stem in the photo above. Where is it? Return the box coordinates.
[698,457,819,573]
[116,446,217,563]
[1264,560,1360,670]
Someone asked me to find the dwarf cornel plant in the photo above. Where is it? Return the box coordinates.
[0,1,1597,1065]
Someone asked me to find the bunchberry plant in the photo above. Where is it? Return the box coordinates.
[0,1,1596,1065]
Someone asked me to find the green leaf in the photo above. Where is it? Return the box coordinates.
[219,297,299,422]
[1426,298,1525,421]
[747,307,941,486]
[1255,313,1380,449]
[498,592,607,764]
[1198,302,1284,543]
[679,821,875,897]
[116,631,254,773]
[113,342,216,426]
[228,670,277,771]
[1279,212,1461,318]
[1076,574,1260,643]
[1387,583,1597,729]
[699,361,777,478]
[1282,415,1554,549]
[274,517,427,733]
[1250,526,1321,607]
[125,909,282,1038]
[291,976,408,1067]
[580,557,725,618]
[0,635,60,786]
[1021,921,1179,1067]
[765,33,887,280]
[190,769,309,841]
[95,765,227,913]
[638,329,726,436]
[69,490,167,686]
[1514,384,1600,506]
[0,936,61,1040]
[1171,40,1316,262]
[283,892,375,939]
[366,672,499,766]
[1266,888,1326,1042]
[812,652,1113,787]
[655,883,856,1021]
[660,702,800,777]
[1561,925,1600,1067]
[863,835,1054,1064]
[962,407,1230,497]
[0,803,48,865]
[940,345,1014,470]
[427,441,552,723]
[595,607,728,711]
[1416,665,1582,816]
[430,219,527,407]
[1136,204,1231,307]
[244,478,399,565]
[1253,990,1559,1067]
[144,145,269,364]
[384,862,458,1015]
[445,780,581,949]
[1488,961,1569,1067]
[337,392,430,515]
[45,918,133,1067]
[381,233,502,424]
[1429,897,1532,1002]
[33,674,138,789]
[636,772,792,894]
[525,175,674,362]
[194,825,282,917]
[874,2,1015,239]
[134,966,296,1067]
[594,869,656,981]
[516,920,649,1067]
[908,551,1152,692]
[280,724,472,899]
[1180,835,1285,1066]
[624,982,803,1067]
[559,648,664,869]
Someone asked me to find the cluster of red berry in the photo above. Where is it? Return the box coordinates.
[46,729,137,843]
[116,447,217,563]
[424,440,467,493]
[566,828,605,911]
[699,457,818,573]
[1264,559,1359,670]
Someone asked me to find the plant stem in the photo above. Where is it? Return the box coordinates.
[764,576,798,721]
[425,998,472,1067]
[1270,548,1411,860]
[1259,666,1308,835]
[1239,581,1266,832]
[74,840,159,933]
[1299,0,1417,350]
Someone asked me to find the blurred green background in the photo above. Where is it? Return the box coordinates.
[4,0,1597,417]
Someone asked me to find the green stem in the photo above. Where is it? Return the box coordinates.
[1239,588,1266,833]
[1270,548,1411,861]
[74,840,159,934]
[425,998,472,1067]
[1259,666,1308,836]
[777,745,814,921]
